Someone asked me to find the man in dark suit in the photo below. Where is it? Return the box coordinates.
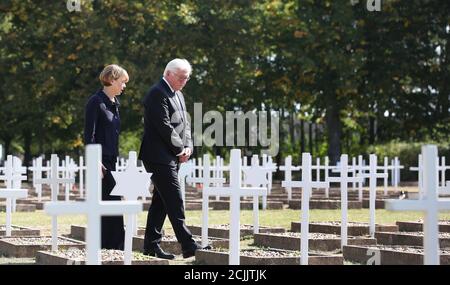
[138,58,200,259]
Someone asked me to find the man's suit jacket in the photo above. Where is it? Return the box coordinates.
[138,78,193,166]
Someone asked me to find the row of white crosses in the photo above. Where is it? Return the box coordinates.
[410,154,450,198]
[29,156,48,201]
[0,156,28,236]
[201,149,266,265]
[35,154,75,251]
[0,155,27,212]
[44,145,142,265]
[30,155,86,201]
[386,145,450,265]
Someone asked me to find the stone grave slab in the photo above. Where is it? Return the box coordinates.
[362,199,385,209]
[0,203,36,212]
[35,248,169,265]
[188,224,286,239]
[343,245,450,265]
[375,231,450,248]
[185,202,202,211]
[396,221,450,233]
[57,194,78,201]
[291,221,398,236]
[132,234,229,254]
[68,225,147,241]
[288,199,362,210]
[16,198,50,210]
[0,225,40,237]
[0,236,84,257]
[254,232,377,251]
[195,248,343,265]
[210,200,283,210]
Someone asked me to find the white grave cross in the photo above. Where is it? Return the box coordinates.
[44,145,142,265]
[327,154,363,249]
[386,145,450,265]
[286,153,329,265]
[279,155,301,201]
[242,155,269,210]
[202,149,266,265]
[358,154,387,237]
[0,188,28,236]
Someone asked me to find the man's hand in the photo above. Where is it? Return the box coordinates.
[178,147,192,163]
[99,162,107,179]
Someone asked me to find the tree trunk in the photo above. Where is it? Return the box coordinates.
[369,116,375,144]
[309,122,313,156]
[289,111,295,147]
[23,131,32,167]
[326,93,342,165]
[314,123,319,156]
[300,119,305,154]
[3,136,11,158]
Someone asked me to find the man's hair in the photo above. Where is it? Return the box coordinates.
[99,64,129,86]
[163,58,192,76]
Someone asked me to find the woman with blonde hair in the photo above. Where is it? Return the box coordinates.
[84,64,129,249]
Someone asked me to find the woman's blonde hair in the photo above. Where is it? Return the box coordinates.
[99,64,129,86]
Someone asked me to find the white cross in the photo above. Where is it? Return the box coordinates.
[439,156,450,189]
[391,157,404,190]
[0,156,27,212]
[358,154,388,237]
[35,154,75,251]
[44,145,142,265]
[313,157,333,197]
[199,154,227,244]
[242,155,269,210]
[186,157,204,185]
[386,145,450,265]
[410,154,424,198]
[279,156,301,201]
[202,149,266,265]
[212,156,227,187]
[242,155,270,221]
[79,156,86,199]
[287,153,329,265]
[262,154,277,195]
[327,154,363,249]
[29,157,49,202]
[63,156,78,201]
[211,156,229,200]
[0,188,28,236]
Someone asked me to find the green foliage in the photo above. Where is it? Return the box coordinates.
[0,0,448,164]
[118,130,143,157]
[368,140,450,181]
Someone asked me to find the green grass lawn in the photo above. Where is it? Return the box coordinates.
[2,209,450,236]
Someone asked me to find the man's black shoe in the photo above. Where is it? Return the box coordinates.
[143,246,175,260]
[182,243,203,259]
